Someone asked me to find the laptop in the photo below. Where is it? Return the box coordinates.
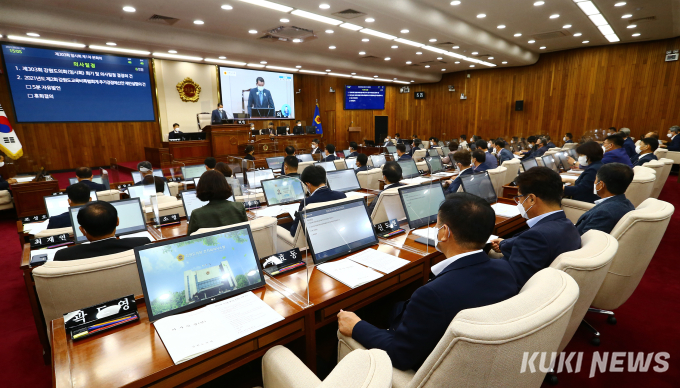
[425,156,444,174]
[542,155,559,173]
[261,176,306,206]
[345,158,357,169]
[69,198,147,243]
[44,191,98,218]
[315,161,337,172]
[325,169,362,193]
[460,172,498,204]
[370,154,386,168]
[398,159,420,179]
[297,154,314,162]
[386,145,397,154]
[521,158,538,172]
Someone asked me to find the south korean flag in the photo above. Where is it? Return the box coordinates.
[0,104,23,159]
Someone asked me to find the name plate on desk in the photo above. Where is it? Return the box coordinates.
[262,248,305,276]
[153,213,181,226]
[31,233,71,249]
[22,214,48,224]
[373,218,404,238]
[64,294,139,341]
[244,200,261,210]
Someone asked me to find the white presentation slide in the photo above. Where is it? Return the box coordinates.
[305,202,373,255]
[219,67,295,119]
[399,159,419,177]
[72,200,145,241]
[401,185,445,223]
[316,161,337,171]
[247,169,275,188]
[132,170,164,184]
[371,154,386,168]
[182,165,206,181]
[45,191,96,217]
[182,191,208,220]
[327,170,360,192]
[128,183,170,203]
[262,178,304,206]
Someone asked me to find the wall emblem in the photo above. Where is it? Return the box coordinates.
[176,77,201,102]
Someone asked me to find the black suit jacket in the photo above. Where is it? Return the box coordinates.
[77,179,107,192]
[668,135,680,151]
[354,166,368,174]
[134,175,168,193]
[631,153,657,167]
[247,88,275,116]
[289,187,346,236]
[0,175,8,191]
[575,194,635,235]
[352,252,517,371]
[322,154,338,162]
[54,237,151,262]
[47,212,72,229]
[367,182,405,215]
[211,109,229,124]
[345,152,359,158]
[563,161,603,203]
[168,130,183,140]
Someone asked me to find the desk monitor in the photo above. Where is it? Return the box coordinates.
[364,140,376,147]
[131,169,164,184]
[251,108,275,118]
[404,144,411,153]
[68,176,103,186]
[555,151,572,171]
[326,169,361,193]
[300,198,378,264]
[336,151,345,158]
[276,126,287,135]
[345,158,357,169]
[460,172,497,204]
[398,159,420,179]
[398,182,446,229]
[370,154,386,168]
[442,146,451,155]
[315,161,337,172]
[261,177,305,206]
[386,145,397,154]
[134,225,265,321]
[542,155,559,173]
[567,148,578,160]
[306,125,316,134]
[127,181,171,200]
[426,156,444,174]
[392,152,399,162]
[297,154,314,162]
[428,149,439,157]
[266,156,285,170]
[343,149,351,157]
[181,165,206,181]
[521,158,538,172]
[69,198,147,243]
[44,191,97,218]
[180,189,234,221]
[245,169,275,189]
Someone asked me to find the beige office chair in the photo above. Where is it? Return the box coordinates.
[654,158,673,197]
[661,150,680,181]
[415,160,428,172]
[550,230,617,349]
[421,140,430,149]
[297,161,315,176]
[197,112,211,130]
[337,268,579,388]
[192,216,278,257]
[563,143,578,150]
[500,159,520,187]
[534,157,544,167]
[333,159,347,170]
[370,186,408,224]
[487,166,507,200]
[167,182,181,196]
[653,148,667,159]
[95,189,121,202]
[262,345,392,388]
[143,194,185,221]
[412,149,427,162]
[626,166,656,207]
[641,160,665,199]
[34,249,145,340]
[357,169,383,190]
[0,190,13,211]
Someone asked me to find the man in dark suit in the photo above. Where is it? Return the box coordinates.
[474,140,497,169]
[292,120,305,135]
[73,167,106,192]
[0,155,17,190]
[396,144,411,161]
[289,166,346,236]
[345,142,359,158]
[133,161,168,193]
[494,140,514,165]
[260,122,276,136]
[545,135,556,149]
[409,139,423,157]
[366,161,405,215]
[338,193,517,371]
[534,137,550,158]
[661,125,680,151]
[443,150,474,194]
[490,167,581,287]
[54,201,151,261]
[394,133,403,144]
[382,136,393,147]
[168,123,183,140]
[311,139,322,154]
[471,149,488,173]
[281,156,300,179]
[47,183,91,229]
[211,103,231,124]
[631,137,659,166]
[321,144,338,162]
[619,128,636,158]
[354,154,368,173]
[563,133,574,144]
[602,135,633,167]
[247,76,275,117]
[517,136,537,159]
[576,163,635,235]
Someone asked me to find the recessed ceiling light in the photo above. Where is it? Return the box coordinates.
[450,0,461,5]
[385,57,391,61]
[168,50,177,53]
[534,1,544,6]
[391,45,398,49]
[359,51,366,55]
[154,53,203,61]
[10,36,85,48]
[26,32,40,37]
[550,14,560,19]
[122,6,136,12]
[319,4,330,9]
[329,46,336,49]
[292,38,301,43]
[437,57,443,60]
[219,56,226,59]
[425,65,431,68]
[582,40,590,44]
[574,32,582,37]
[528,40,535,43]
[455,61,460,64]
[471,51,478,55]
[442,69,446,71]
[627,24,636,29]
[296,65,302,68]
[429,38,437,42]
[249,29,258,34]
[540,46,546,49]
[497,25,506,29]
[477,14,486,18]
[452,45,460,49]
[622,14,632,19]
[221,4,233,10]
[502,61,507,64]
[362,38,369,42]
[416,51,422,55]
[325,29,334,33]
[470,65,475,67]
[374,75,379,78]
[280,18,289,22]
[563,24,572,29]
[106,42,117,46]
[615,2,626,6]
[351,72,356,75]
[411,80,415,82]
[406,61,412,64]
[194,20,204,25]
[488,56,494,59]
[260,61,267,64]
[514,33,522,37]
[365,18,375,22]
[401,29,409,33]
[632,33,641,37]
[326,69,332,72]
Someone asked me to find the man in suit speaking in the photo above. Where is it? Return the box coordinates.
[247,77,275,117]
[211,103,232,124]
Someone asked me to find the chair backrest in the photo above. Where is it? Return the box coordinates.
[197,113,211,130]
[297,161,315,176]
[35,226,73,238]
[167,182,180,197]
[357,169,383,190]
[95,189,121,202]
[592,198,674,310]
[33,249,143,339]
[409,268,578,388]
[486,166,507,200]
[653,158,673,198]
[562,143,578,150]
[415,160,428,172]
[653,148,667,159]
[641,160,665,199]
[625,166,656,207]
[500,159,520,187]
[322,348,393,388]
[143,194,185,221]
[370,186,408,224]
[534,157,544,167]
[333,159,346,170]
[550,230,617,352]
[421,140,430,149]
[192,216,278,257]
[412,149,427,162]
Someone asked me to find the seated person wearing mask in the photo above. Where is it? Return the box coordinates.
[516,136,537,159]
[632,137,658,166]
[0,155,17,189]
[204,157,216,171]
[563,133,574,144]
[261,122,276,136]
[409,139,423,156]
[53,201,151,261]
[458,134,468,149]
[472,149,488,173]
[244,145,256,160]
[545,135,556,149]
[134,161,167,193]
[394,133,403,144]
[396,143,411,161]
[346,142,359,158]
[490,167,581,288]
[366,161,404,215]
[47,182,92,229]
[534,137,550,157]
[310,139,322,154]
[382,136,393,147]
[660,125,680,151]
[354,154,369,173]
[338,193,517,371]
[321,144,338,162]
[187,170,247,235]
[494,140,514,164]
[564,141,604,203]
[289,166,346,236]
[474,140,497,169]
[168,123,183,140]
[282,156,300,178]
[619,128,636,158]
[285,145,296,156]
[443,150,474,194]
[575,163,635,235]
[293,120,305,135]
[73,167,106,192]
[602,135,633,167]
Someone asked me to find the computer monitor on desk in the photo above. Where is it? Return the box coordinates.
[306,126,316,134]
[181,165,206,181]
[300,198,378,264]
[131,169,164,184]
[326,169,361,193]
[266,156,285,171]
[370,154,386,168]
[398,159,420,179]
[344,158,357,170]
[521,158,538,172]
[426,156,444,174]
[44,191,98,218]
[460,172,497,204]
[276,127,288,136]
[127,181,171,202]
[398,182,446,229]
[245,169,275,189]
[428,149,439,157]
[386,145,397,154]
[297,154,314,162]
[542,155,559,173]
[68,176,104,185]
[69,198,147,243]
[261,177,305,206]
[315,161,337,172]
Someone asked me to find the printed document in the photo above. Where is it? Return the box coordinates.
[316,259,382,288]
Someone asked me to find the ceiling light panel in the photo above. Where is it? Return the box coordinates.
[577,2,599,16]
[206,58,247,66]
[360,29,397,40]
[340,23,362,31]
[299,69,327,74]
[238,0,292,12]
[266,65,298,71]
[154,53,203,61]
[10,35,86,48]
[394,38,423,47]
[90,45,150,54]
[291,10,343,25]
[574,1,619,42]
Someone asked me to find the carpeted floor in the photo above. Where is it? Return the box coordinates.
[1,176,677,387]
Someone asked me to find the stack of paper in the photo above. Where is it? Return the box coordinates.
[346,191,372,198]
[254,203,299,219]
[346,248,409,274]
[120,231,155,241]
[570,170,584,175]
[412,228,498,244]
[14,176,36,183]
[316,259,383,288]
[431,172,456,177]
[401,177,435,185]
[154,292,284,364]
[23,220,50,235]
[490,203,521,218]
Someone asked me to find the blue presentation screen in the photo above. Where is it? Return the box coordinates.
[1,44,155,123]
[345,85,385,110]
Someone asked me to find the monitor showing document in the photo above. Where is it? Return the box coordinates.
[68,176,104,185]
[398,159,420,179]
[297,154,314,162]
[398,182,446,229]
[301,199,378,264]
[315,161,337,172]
[428,149,439,157]
[326,170,361,193]
[261,177,305,205]
[135,226,265,321]
[245,169,275,189]
[542,155,559,173]
[345,158,357,169]
[127,181,171,201]
[370,154,386,168]
[44,191,97,218]
[386,145,397,154]
[181,165,206,181]
[265,156,284,170]
[555,151,572,171]
[426,156,444,174]
[69,198,147,243]
[460,172,497,204]
[442,146,450,156]
[521,158,538,172]
[131,169,164,184]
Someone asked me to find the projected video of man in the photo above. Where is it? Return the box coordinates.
[247,77,275,117]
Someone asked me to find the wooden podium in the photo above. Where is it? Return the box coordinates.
[202,124,251,159]
[10,180,60,218]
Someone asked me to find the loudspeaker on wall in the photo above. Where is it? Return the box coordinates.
[515,100,524,111]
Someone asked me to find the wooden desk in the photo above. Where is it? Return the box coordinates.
[10,180,61,218]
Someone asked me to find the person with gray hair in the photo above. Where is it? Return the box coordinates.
[618,127,636,158]
[134,161,167,192]
[661,125,680,151]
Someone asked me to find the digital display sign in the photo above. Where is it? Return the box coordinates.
[345,85,385,110]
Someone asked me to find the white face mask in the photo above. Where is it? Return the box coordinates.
[635,145,642,154]
[257,85,264,92]
[434,224,449,253]
[669,133,673,138]
[563,137,568,141]
[0,162,4,168]
[218,107,223,111]
[593,181,602,196]
[297,123,301,126]
[311,144,316,149]
[602,145,608,153]
[174,128,179,132]
[528,144,533,149]
[578,155,588,166]
[492,148,497,154]
[516,196,534,220]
